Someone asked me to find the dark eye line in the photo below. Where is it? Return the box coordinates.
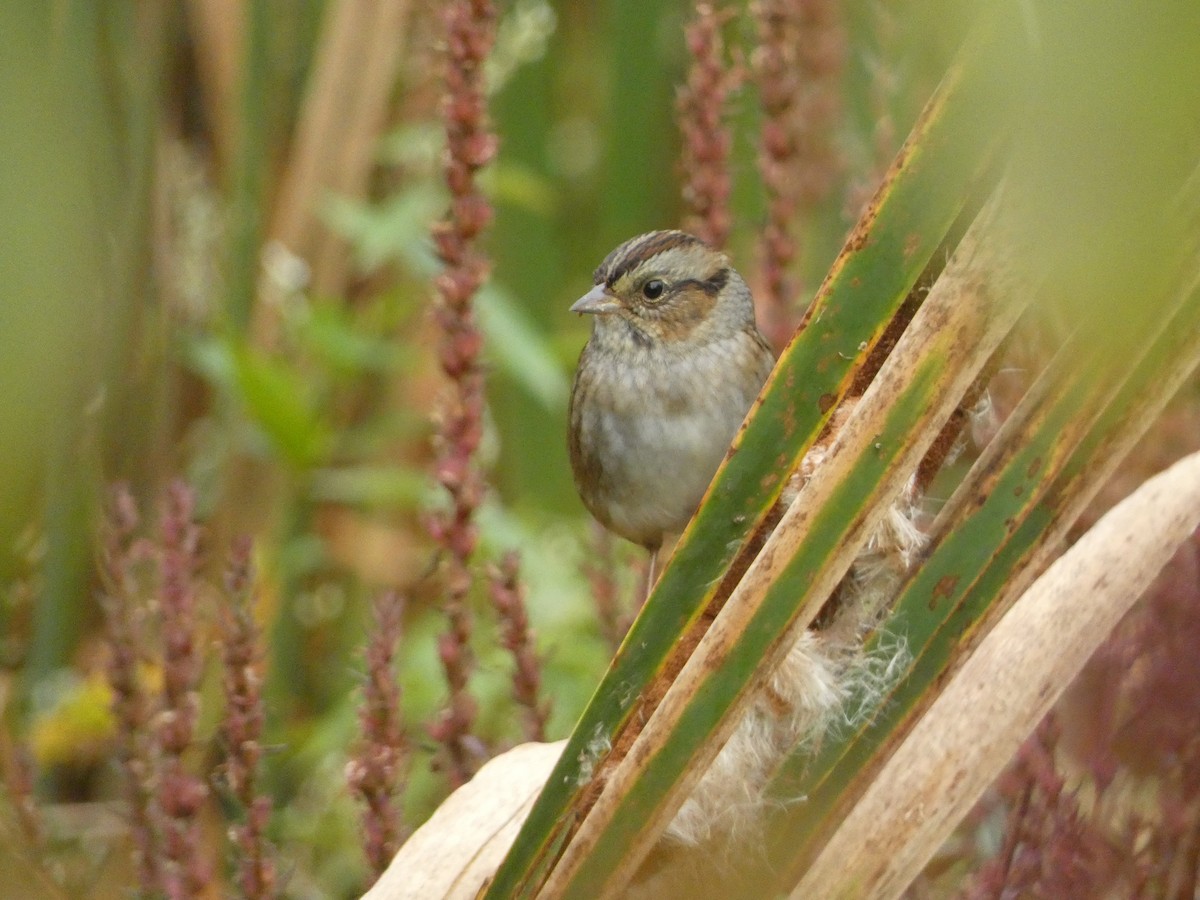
[675,268,729,297]
[635,268,728,303]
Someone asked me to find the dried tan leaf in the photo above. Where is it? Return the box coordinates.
[363,741,564,900]
[791,449,1200,899]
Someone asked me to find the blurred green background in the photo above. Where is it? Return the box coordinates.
[0,1,964,891]
[0,0,963,719]
[3,0,1195,895]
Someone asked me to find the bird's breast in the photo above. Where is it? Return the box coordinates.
[569,333,767,546]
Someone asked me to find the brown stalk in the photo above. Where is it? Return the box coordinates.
[99,483,162,896]
[677,2,737,249]
[348,590,409,880]
[425,0,498,788]
[0,737,50,881]
[269,0,414,299]
[182,0,242,169]
[154,480,211,899]
[487,552,549,743]
[751,0,846,351]
[218,536,276,899]
[583,523,625,654]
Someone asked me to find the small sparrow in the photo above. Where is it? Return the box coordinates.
[568,230,776,593]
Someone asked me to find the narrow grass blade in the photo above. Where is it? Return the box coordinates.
[545,211,1026,899]
[484,15,1019,896]
[793,447,1200,898]
[758,269,1200,894]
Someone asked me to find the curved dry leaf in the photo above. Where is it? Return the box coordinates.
[363,740,564,900]
[791,449,1200,899]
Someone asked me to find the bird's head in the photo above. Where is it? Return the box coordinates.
[571,230,755,349]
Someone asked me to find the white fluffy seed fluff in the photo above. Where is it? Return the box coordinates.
[662,421,925,848]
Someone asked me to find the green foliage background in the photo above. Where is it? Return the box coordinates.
[4,0,1196,896]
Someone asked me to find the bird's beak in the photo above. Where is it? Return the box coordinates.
[570,284,622,315]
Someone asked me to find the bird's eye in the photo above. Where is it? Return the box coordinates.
[642,279,665,301]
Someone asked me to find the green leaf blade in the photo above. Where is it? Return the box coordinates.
[486,14,1019,896]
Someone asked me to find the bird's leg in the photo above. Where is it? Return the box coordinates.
[642,546,659,607]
